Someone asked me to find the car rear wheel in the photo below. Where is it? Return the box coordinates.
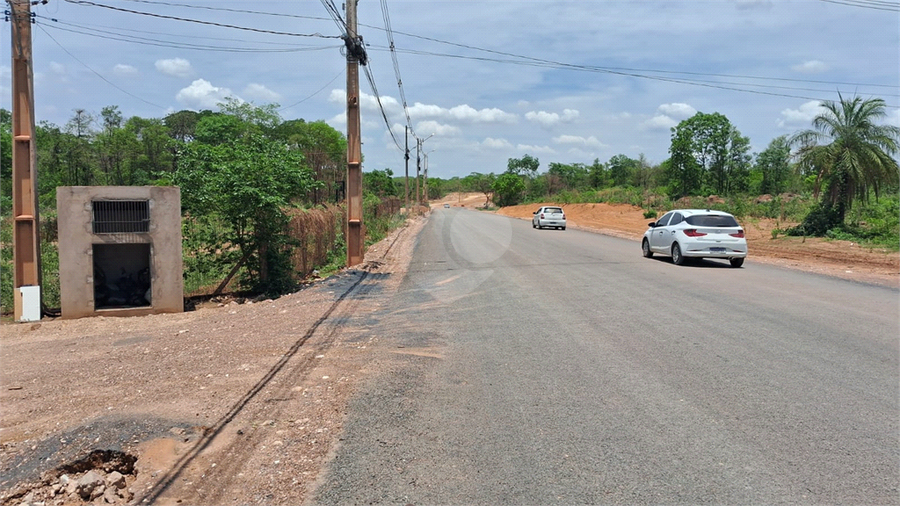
[730,257,745,268]
[532,221,536,229]
[672,243,685,265]
[642,239,653,258]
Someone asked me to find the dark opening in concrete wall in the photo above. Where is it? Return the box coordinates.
[92,243,151,310]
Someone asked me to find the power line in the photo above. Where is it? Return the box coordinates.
[362,61,404,153]
[61,0,341,39]
[278,69,345,113]
[318,0,347,36]
[117,0,336,21]
[35,23,168,111]
[38,17,341,53]
[816,0,900,11]
[379,0,416,139]
[373,45,898,103]
[361,23,895,91]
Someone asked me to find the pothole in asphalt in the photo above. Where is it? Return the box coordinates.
[2,449,139,506]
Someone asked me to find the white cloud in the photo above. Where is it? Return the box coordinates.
[243,83,281,103]
[410,102,517,123]
[553,135,606,149]
[415,120,461,137]
[641,114,678,130]
[791,60,828,73]
[175,79,237,109]
[49,62,67,75]
[0,65,8,96]
[112,64,138,77]
[525,109,579,128]
[155,58,193,78]
[777,100,824,128]
[328,112,346,127]
[360,92,401,114]
[482,137,513,149]
[888,108,900,128]
[657,103,696,119]
[328,89,345,103]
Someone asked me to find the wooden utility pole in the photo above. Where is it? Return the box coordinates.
[415,138,421,208]
[424,151,429,202]
[404,126,409,214]
[9,0,42,321]
[344,0,364,266]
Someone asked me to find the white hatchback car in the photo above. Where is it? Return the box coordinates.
[642,209,747,267]
[532,206,566,230]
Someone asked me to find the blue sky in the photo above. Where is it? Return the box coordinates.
[2,0,898,179]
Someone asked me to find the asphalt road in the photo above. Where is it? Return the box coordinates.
[311,208,899,505]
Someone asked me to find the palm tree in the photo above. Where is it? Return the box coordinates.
[790,94,899,227]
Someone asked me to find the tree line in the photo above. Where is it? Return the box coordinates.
[439,95,898,236]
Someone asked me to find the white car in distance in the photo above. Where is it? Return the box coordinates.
[532,206,566,230]
[642,209,747,267]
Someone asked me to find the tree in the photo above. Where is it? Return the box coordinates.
[790,95,900,229]
[725,127,752,194]
[175,132,321,295]
[364,168,396,198]
[547,162,589,193]
[273,119,347,204]
[507,154,540,178]
[492,172,526,207]
[63,109,97,186]
[588,158,607,189]
[1,109,11,208]
[756,136,793,195]
[124,116,174,183]
[464,172,495,207]
[607,154,638,188]
[667,124,703,198]
[667,112,750,197]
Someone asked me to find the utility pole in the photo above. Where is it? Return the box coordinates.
[404,125,409,214]
[415,138,421,208]
[9,0,42,322]
[344,0,364,266]
[415,133,434,207]
[423,151,429,203]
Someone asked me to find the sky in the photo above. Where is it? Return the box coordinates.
[1,0,898,180]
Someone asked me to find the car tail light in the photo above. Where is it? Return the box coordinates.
[730,230,745,238]
[540,213,545,219]
[683,229,706,237]
[561,214,565,220]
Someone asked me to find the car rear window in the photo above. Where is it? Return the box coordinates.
[685,214,739,227]
[545,207,563,213]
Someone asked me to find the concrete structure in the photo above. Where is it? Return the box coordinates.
[57,186,183,319]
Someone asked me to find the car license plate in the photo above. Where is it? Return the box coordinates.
[710,247,725,252]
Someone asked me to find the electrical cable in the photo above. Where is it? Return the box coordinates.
[363,64,404,152]
[38,18,341,53]
[35,23,168,110]
[278,68,344,113]
[816,0,900,11]
[117,0,336,21]
[61,0,341,39]
[380,0,416,140]
[38,15,337,50]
